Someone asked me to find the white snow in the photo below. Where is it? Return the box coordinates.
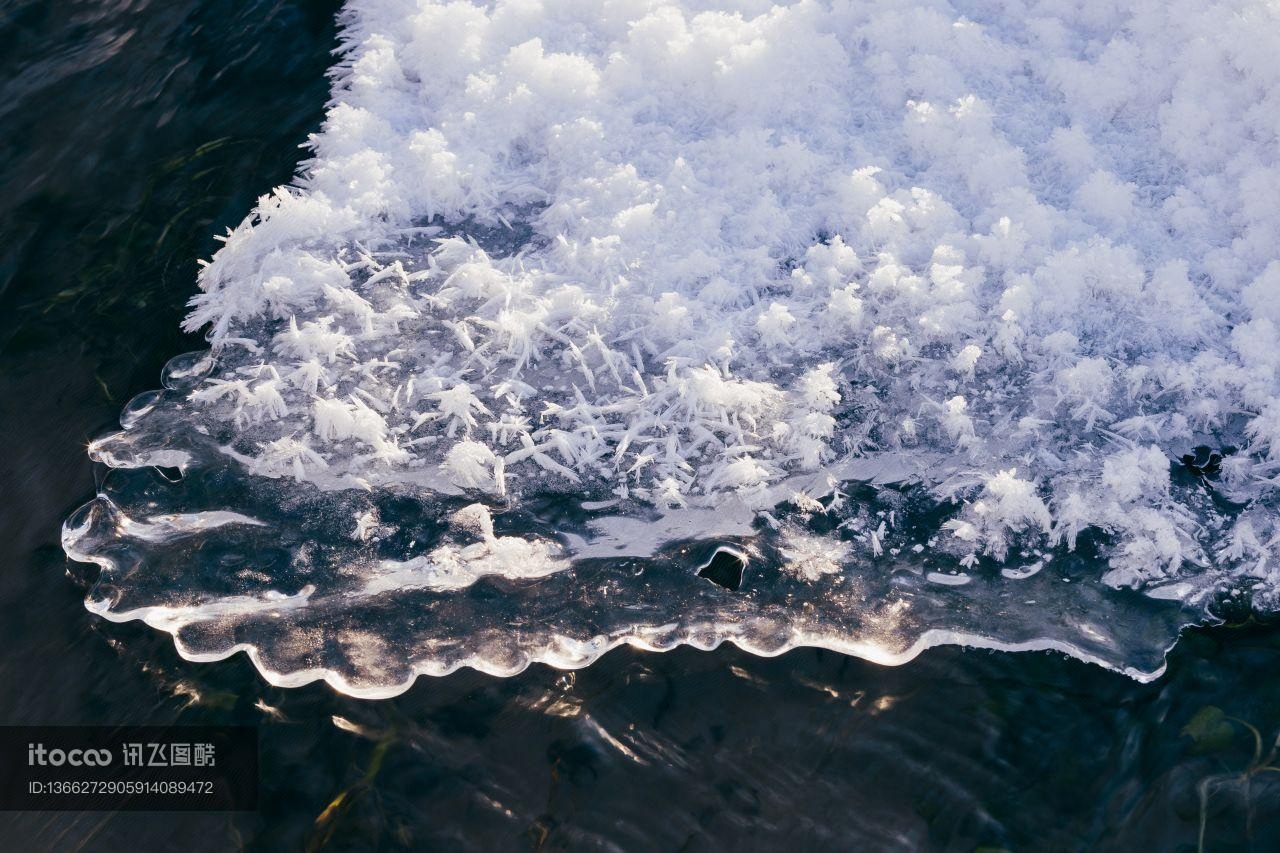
[171,0,1280,593]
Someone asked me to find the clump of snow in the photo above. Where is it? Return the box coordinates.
[159,0,1280,597]
[361,503,566,595]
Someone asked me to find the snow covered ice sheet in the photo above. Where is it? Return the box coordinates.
[64,0,1280,696]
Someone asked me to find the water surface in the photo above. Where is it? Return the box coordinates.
[2,2,1279,850]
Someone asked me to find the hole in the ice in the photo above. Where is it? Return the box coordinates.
[152,466,183,483]
[698,546,747,591]
[1180,444,1233,479]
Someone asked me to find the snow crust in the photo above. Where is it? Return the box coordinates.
[62,0,1280,693]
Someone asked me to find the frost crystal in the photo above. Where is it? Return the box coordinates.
[63,0,1280,694]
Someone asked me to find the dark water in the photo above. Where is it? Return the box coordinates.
[2,2,1279,850]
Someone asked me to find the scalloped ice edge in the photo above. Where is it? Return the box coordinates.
[62,480,1192,699]
[77,593,1183,700]
[59,360,1200,699]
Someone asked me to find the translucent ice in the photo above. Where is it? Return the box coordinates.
[65,0,1280,695]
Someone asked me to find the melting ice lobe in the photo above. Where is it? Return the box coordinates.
[63,0,1280,696]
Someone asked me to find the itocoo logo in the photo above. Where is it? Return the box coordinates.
[27,743,112,766]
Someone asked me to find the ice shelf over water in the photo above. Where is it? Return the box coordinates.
[64,0,1280,695]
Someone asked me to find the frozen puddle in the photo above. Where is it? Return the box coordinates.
[65,0,1280,697]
